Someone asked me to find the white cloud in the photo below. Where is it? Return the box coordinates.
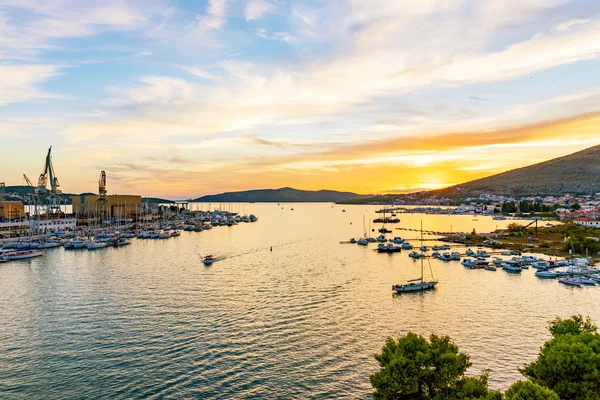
[0,64,61,106]
[245,0,275,21]
[195,0,229,31]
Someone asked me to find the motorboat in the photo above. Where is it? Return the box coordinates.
[438,253,452,262]
[65,239,86,249]
[378,228,392,234]
[465,249,475,257]
[559,277,582,287]
[420,246,429,252]
[158,232,170,239]
[503,261,522,273]
[567,266,587,275]
[409,251,423,259]
[535,270,558,278]
[450,252,461,261]
[461,259,476,268]
[377,244,401,253]
[367,237,377,243]
[532,261,550,270]
[401,242,413,250]
[349,238,357,244]
[87,241,108,250]
[476,250,490,258]
[4,250,44,260]
[376,235,387,242]
[203,255,215,266]
[393,237,404,244]
[484,265,497,271]
[357,238,368,246]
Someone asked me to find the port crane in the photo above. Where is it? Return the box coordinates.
[98,171,107,203]
[23,174,39,233]
[37,146,62,214]
[96,171,108,225]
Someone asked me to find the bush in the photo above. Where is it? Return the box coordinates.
[520,315,600,400]
[370,333,500,399]
[504,380,559,400]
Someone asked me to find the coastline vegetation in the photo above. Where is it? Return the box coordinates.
[370,315,599,399]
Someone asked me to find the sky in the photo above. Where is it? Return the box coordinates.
[1,0,600,199]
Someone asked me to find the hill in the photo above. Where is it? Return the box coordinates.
[193,187,370,203]
[432,144,600,198]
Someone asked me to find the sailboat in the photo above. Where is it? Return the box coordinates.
[357,216,368,245]
[392,221,438,293]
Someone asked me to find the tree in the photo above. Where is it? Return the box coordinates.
[370,333,498,399]
[520,315,600,400]
[504,380,559,400]
[548,314,597,336]
[507,223,524,235]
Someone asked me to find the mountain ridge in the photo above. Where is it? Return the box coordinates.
[430,144,600,198]
[192,187,370,203]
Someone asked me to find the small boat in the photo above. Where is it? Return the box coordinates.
[378,228,392,233]
[503,261,522,273]
[484,265,497,271]
[462,258,476,268]
[349,238,357,244]
[86,241,108,250]
[501,251,512,256]
[535,270,557,278]
[559,277,582,287]
[409,251,423,259]
[357,238,368,246]
[4,250,44,260]
[438,253,452,262]
[393,221,437,293]
[203,255,215,266]
[576,277,597,285]
[393,280,437,293]
[342,210,346,212]
[377,244,401,253]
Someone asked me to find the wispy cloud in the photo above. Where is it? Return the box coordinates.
[245,0,275,21]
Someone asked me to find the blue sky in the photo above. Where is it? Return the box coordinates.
[1,0,600,198]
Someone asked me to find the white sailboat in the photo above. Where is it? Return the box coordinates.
[393,221,438,293]
[357,216,368,245]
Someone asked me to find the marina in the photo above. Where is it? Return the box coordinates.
[1,202,599,398]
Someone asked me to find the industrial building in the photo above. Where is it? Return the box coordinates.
[0,201,25,222]
[72,194,142,220]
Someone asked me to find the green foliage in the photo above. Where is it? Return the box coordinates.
[504,381,559,400]
[507,223,524,235]
[548,315,597,336]
[370,333,498,399]
[521,315,600,400]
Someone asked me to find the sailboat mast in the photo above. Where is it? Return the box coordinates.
[421,220,424,283]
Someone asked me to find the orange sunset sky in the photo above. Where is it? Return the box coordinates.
[1,1,600,198]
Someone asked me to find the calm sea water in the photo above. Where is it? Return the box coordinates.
[1,203,598,399]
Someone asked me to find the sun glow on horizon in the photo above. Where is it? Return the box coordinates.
[1,1,600,198]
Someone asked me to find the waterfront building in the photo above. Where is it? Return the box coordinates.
[0,220,28,238]
[0,201,25,222]
[72,194,143,223]
[573,217,600,228]
[29,218,77,234]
